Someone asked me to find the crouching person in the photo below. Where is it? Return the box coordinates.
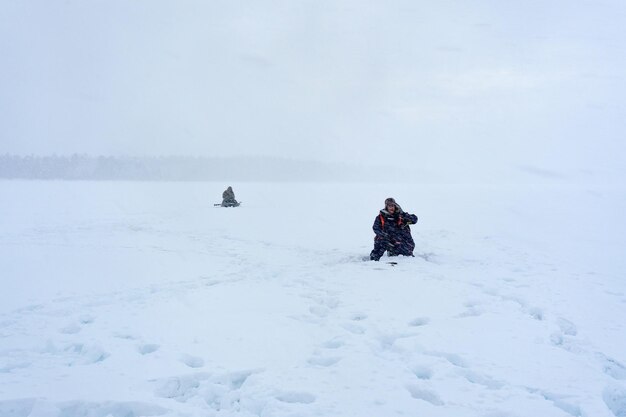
[370,197,418,261]
[221,186,240,207]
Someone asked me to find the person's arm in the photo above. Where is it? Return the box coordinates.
[400,213,418,225]
[373,215,387,239]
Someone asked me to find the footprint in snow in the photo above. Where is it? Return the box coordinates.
[317,296,340,309]
[549,332,573,350]
[603,384,626,417]
[528,307,544,321]
[180,354,204,368]
[350,312,368,321]
[275,391,316,404]
[60,323,82,334]
[154,375,205,400]
[459,369,505,390]
[599,354,626,380]
[377,332,416,351]
[309,305,330,318]
[199,277,222,287]
[408,317,430,327]
[59,314,96,334]
[424,350,468,368]
[341,323,366,334]
[457,301,484,318]
[550,319,580,352]
[308,355,341,367]
[113,331,140,340]
[79,314,95,324]
[556,318,577,336]
[411,365,433,380]
[16,304,44,314]
[322,338,345,349]
[406,385,444,406]
[64,343,109,365]
[138,344,160,355]
[155,370,256,409]
[216,370,256,390]
[524,387,583,417]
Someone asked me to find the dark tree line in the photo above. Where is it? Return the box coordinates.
[0,154,373,181]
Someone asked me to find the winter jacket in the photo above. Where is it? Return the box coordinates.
[221,187,239,207]
[373,208,418,245]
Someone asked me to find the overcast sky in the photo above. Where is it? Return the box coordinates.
[1,0,625,177]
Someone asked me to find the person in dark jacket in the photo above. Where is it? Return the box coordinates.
[221,186,239,207]
[370,197,418,261]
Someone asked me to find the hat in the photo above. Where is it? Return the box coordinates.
[385,197,403,212]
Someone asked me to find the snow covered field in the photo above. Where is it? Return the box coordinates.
[1,180,625,417]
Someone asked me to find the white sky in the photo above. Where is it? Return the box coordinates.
[1,0,625,175]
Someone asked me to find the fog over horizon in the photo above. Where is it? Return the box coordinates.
[1,1,625,181]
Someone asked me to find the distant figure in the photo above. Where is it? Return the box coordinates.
[370,197,418,261]
[221,186,239,207]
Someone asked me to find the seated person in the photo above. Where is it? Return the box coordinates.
[221,186,239,207]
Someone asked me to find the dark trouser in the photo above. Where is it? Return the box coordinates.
[370,238,414,261]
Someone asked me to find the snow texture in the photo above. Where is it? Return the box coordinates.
[1,180,625,417]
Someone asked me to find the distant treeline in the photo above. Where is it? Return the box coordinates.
[0,154,379,181]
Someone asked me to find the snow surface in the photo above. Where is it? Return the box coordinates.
[1,180,626,417]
